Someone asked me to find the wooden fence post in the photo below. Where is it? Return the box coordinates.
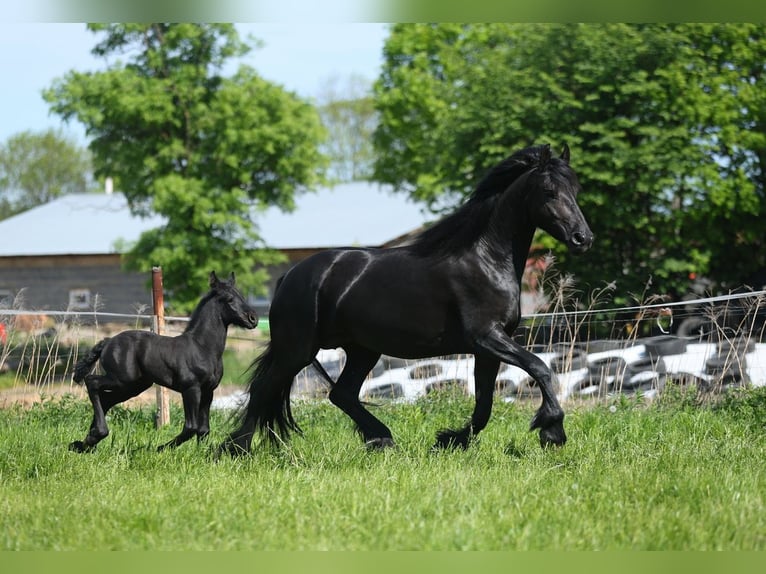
[152,266,170,428]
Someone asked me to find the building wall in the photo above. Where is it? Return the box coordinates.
[0,254,153,316]
[0,249,329,319]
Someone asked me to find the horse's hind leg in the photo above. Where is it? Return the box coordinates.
[219,350,310,456]
[328,347,393,449]
[434,354,500,450]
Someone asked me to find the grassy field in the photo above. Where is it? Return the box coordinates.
[0,386,764,550]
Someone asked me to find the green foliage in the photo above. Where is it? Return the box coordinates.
[0,129,97,219]
[1,390,765,549]
[373,24,766,304]
[43,24,328,311]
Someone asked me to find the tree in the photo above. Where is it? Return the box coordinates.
[373,24,766,304]
[0,129,96,219]
[44,24,327,311]
[317,74,377,182]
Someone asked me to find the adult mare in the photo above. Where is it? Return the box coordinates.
[221,144,593,455]
[70,271,258,452]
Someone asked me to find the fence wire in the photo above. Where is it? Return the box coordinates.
[1,289,765,402]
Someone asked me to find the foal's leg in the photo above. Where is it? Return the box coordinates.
[327,347,393,449]
[158,386,201,451]
[434,354,500,449]
[476,326,566,447]
[69,375,148,452]
[69,375,109,452]
[196,387,215,442]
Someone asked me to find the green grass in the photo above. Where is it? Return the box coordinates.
[0,372,17,390]
[0,387,764,550]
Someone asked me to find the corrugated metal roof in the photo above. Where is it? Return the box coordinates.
[0,182,430,257]
[258,182,428,249]
[0,192,165,256]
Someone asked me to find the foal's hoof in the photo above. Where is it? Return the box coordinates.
[365,437,396,450]
[433,429,470,450]
[68,440,94,453]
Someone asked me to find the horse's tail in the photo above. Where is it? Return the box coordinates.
[240,342,301,444]
[72,338,109,383]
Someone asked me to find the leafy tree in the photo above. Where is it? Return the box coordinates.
[317,74,377,182]
[0,129,96,219]
[373,24,766,304]
[44,24,327,311]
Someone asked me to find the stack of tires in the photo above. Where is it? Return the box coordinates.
[704,337,754,392]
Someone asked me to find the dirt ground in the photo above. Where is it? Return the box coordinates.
[0,381,243,410]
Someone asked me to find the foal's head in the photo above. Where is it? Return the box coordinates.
[519,144,593,254]
[207,271,259,329]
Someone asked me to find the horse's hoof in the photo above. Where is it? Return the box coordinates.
[217,439,250,458]
[504,440,525,458]
[539,426,567,448]
[365,437,396,450]
[68,440,92,453]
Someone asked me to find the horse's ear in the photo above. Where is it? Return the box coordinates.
[560,143,570,164]
[229,272,236,285]
[209,271,219,287]
[538,144,552,169]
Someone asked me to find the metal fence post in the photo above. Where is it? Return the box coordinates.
[152,266,170,428]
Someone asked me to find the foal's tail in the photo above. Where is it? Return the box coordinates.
[72,338,109,383]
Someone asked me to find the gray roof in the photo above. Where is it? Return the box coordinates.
[0,182,430,257]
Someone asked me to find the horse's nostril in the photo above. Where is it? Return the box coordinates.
[571,231,593,250]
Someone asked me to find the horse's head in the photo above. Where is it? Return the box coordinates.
[523,144,593,254]
[209,271,259,329]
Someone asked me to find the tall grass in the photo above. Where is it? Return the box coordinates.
[1,387,764,550]
[2,272,765,550]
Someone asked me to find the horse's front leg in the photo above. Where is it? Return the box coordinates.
[476,326,566,448]
[434,354,500,449]
[158,385,201,451]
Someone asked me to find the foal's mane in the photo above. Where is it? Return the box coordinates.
[185,281,230,332]
[408,144,553,257]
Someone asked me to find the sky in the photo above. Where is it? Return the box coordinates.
[0,22,390,143]
[0,23,431,247]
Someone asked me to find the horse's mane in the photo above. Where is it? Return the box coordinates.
[408,145,550,257]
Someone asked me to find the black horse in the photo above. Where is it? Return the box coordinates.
[221,143,593,455]
[70,271,258,452]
